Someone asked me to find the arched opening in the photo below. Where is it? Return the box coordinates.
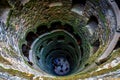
[92,39,100,53]
[22,44,30,58]
[86,16,98,35]
[72,0,86,6]
[37,25,48,35]
[87,16,98,24]
[0,0,10,8]
[64,24,74,34]
[49,21,63,30]
[26,32,38,46]
[71,0,86,15]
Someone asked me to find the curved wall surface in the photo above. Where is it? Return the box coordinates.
[0,0,120,79]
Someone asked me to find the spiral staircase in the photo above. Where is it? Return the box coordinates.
[0,0,120,79]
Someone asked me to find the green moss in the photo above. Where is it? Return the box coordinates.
[39,48,120,79]
[0,56,11,65]
[0,66,34,80]
[5,0,120,79]
[6,9,13,27]
[3,46,18,57]
[41,64,120,80]
[89,0,99,6]
[9,0,83,30]
[98,48,120,67]
[98,10,110,42]
[86,45,105,64]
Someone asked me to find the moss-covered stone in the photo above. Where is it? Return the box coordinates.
[0,66,34,80]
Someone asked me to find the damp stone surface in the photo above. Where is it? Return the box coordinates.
[0,0,120,80]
